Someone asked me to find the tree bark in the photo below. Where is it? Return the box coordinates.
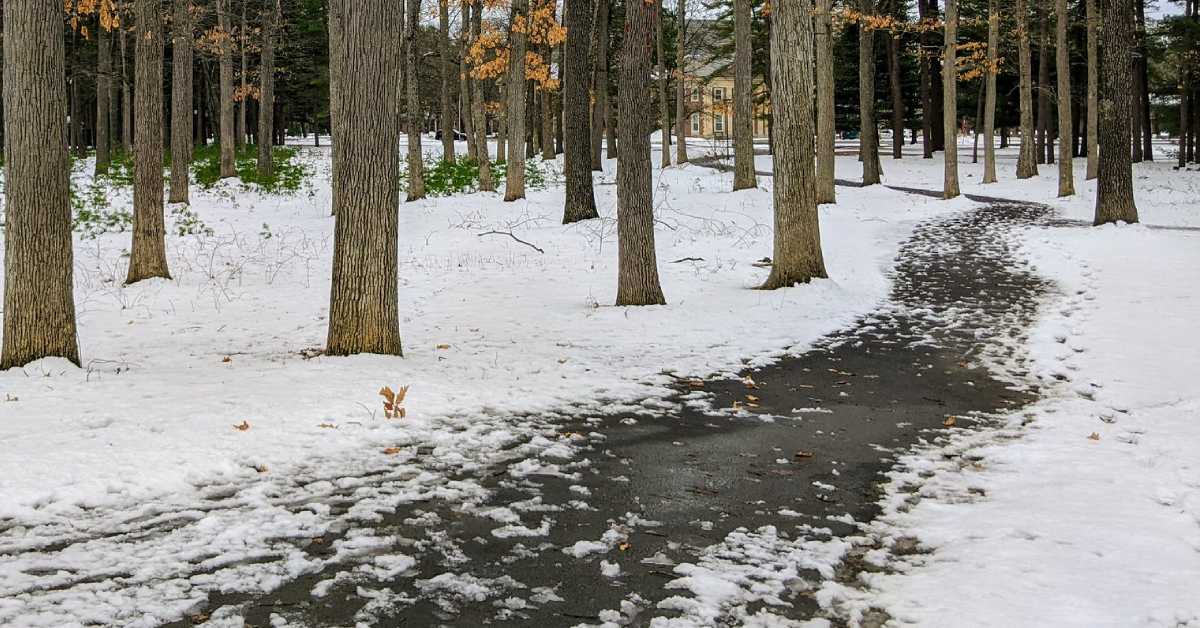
[326,0,404,357]
[1,0,81,369]
[504,0,530,200]
[170,0,193,203]
[733,0,756,187]
[656,0,671,167]
[237,0,248,147]
[615,0,666,306]
[1016,0,1038,177]
[1036,6,1052,165]
[405,0,426,199]
[563,0,599,222]
[814,0,836,202]
[1086,0,1099,178]
[591,0,610,170]
[917,0,933,158]
[1055,0,1075,195]
[983,0,999,183]
[887,27,905,160]
[1135,0,1153,160]
[1095,0,1139,224]
[674,0,688,164]
[761,0,826,289]
[96,22,113,175]
[943,0,960,198]
[440,0,455,160]
[542,46,556,161]
[258,0,280,178]
[471,5,495,191]
[129,0,171,284]
[219,0,236,178]
[859,0,882,185]
[329,0,344,210]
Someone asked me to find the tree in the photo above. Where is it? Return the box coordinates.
[128,0,172,284]
[120,13,132,154]
[886,23,905,160]
[563,0,599,223]
[258,0,281,178]
[1,0,81,369]
[96,19,113,176]
[674,0,688,164]
[982,0,999,183]
[1055,0,1074,196]
[943,0,960,199]
[405,0,426,200]
[325,0,404,357]
[237,0,248,147]
[616,0,667,306]
[170,0,193,204]
[1036,7,1052,165]
[732,0,756,188]
[859,0,883,185]
[469,1,495,191]
[1015,0,1038,178]
[504,0,530,201]
[219,0,237,178]
[440,0,455,161]
[1095,0,1139,225]
[591,0,611,170]
[760,0,826,289]
[815,0,836,203]
[1086,0,1098,178]
[656,0,671,168]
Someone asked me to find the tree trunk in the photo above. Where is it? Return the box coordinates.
[674,0,688,164]
[1095,0,1139,224]
[983,0,999,183]
[471,6,495,191]
[563,0,599,222]
[128,0,171,284]
[928,0,945,151]
[604,1,617,163]
[170,0,193,203]
[1036,6,1052,165]
[1055,0,1075,195]
[943,0,960,198]
[440,0,455,160]
[504,0,530,201]
[591,0,609,170]
[732,0,756,187]
[859,0,882,185]
[615,0,666,306]
[219,0,236,178]
[1086,0,1099,178]
[237,0,248,147]
[656,0,671,167]
[815,0,836,202]
[1136,0,1153,160]
[96,24,113,175]
[461,0,476,161]
[1016,0,1038,177]
[887,28,904,160]
[405,0,426,199]
[761,0,826,289]
[1,0,81,369]
[326,0,404,357]
[542,50,556,162]
[70,33,83,158]
[258,0,280,178]
[917,0,933,158]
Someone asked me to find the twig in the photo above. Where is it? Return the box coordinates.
[478,230,545,254]
[670,257,705,263]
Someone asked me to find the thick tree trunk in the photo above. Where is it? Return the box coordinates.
[859,0,882,185]
[983,0,999,183]
[219,0,236,178]
[1095,0,1139,224]
[405,0,426,199]
[563,0,598,222]
[1056,0,1075,195]
[656,0,671,167]
[96,24,113,175]
[129,0,171,284]
[258,0,280,178]
[815,0,836,202]
[943,0,960,199]
[1,0,81,369]
[1086,0,1099,178]
[504,0,530,201]
[326,0,404,357]
[170,0,194,203]
[440,0,455,160]
[733,0,756,187]
[675,0,688,164]
[471,7,494,191]
[591,0,609,170]
[761,0,826,289]
[615,0,666,306]
[887,29,904,160]
[1016,0,1038,177]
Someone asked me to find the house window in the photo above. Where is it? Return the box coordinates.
[690,87,701,102]
[712,87,725,102]
[691,112,701,134]
[714,113,725,134]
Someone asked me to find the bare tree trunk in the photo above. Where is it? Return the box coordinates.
[329,0,344,206]
[129,0,171,284]
[563,0,598,222]
[917,0,933,158]
[219,0,237,178]
[404,0,426,200]
[656,0,671,167]
[733,0,756,187]
[615,0,666,306]
[943,0,960,199]
[237,0,248,147]
[170,0,193,203]
[1036,6,1051,165]
[542,43,556,161]
[1016,0,1038,177]
[440,0,455,160]
[591,0,611,169]
[461,0,476,161]
[761,0,826,289]
[326,0,404,357]
[504,0,530,200]
[1086,0,1099,178]
[471,6,494,191]
[814,0,836,203]
[1056,0,1075,195]
[497,105,507,163]
[96,24,113,175]
[859,0,882,185]
[1,0,81,369]
[983,0,999,183]
[887,28,904,160]
[1095,0,1139,224]
[674,0,688,164]
[1135,0,1153,160]
[258,0,280,178]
